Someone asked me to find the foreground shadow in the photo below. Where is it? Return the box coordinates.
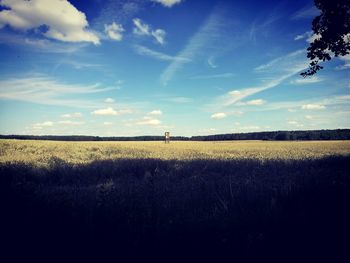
[1,156,350,261]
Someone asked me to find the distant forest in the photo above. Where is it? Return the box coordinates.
[1,129,350,141]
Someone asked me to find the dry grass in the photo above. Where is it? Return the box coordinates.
[1,139,350,166]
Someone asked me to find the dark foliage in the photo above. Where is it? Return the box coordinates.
[301,0,350,76]
[191,129,350,141]
[1,129,350,141]
[1,157,350,261]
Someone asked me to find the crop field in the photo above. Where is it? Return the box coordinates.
[1,139,350,260]
[1,139,350,166]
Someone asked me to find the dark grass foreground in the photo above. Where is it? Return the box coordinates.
[1,156,350,261]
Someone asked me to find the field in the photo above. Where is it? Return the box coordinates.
[1,139,350,260]
[1,139,350,165]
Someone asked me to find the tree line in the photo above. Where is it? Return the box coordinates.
[1,129,350,141]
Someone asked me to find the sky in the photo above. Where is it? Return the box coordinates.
[0,0,349,137]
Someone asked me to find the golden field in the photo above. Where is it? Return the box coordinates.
[1,139,350,166]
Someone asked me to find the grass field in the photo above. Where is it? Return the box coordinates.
[1,139,350,260]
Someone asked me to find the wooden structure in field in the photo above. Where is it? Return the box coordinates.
[165,132,170,143]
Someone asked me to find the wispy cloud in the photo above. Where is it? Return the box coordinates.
[32,121,54,129]
[58,120,85,126]
[211,112,227,119]
[136,116,161,126]
[287,120,303,127]
[161,96,193,103]
[219,76,288,107]
[207,56,218,68]
[301,104,326,110]
[104,22,125,41]
[105,98,115,103]
[244,99,266,106]
[290,76,323,84]
[134,45,190,62]
[294,31,312,41]
[160,8,226,85]
[152,0,183,8]
[210,50,308,109]
[32,120,84,131]
[337,54,350,70]
[133,18,166,45]
[0,33,85,53]
[56,60,103,70]
[61,112,83,118]
[291,5,319,20]
[0,74,114,107]
[190,73,235,80]
[249,10,281,42]
[147,110,162,116]
[242,94,350,113]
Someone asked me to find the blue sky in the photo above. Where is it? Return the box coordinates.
[0,0,349,136]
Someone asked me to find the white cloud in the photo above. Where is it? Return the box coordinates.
[91,107,119,116]
[152,0,182,8]
[137,117,161,126]
[245,99,266,105]
[132,18,165,45]
[58,120,84,126]
[61,112,82,118]
[301,104,326,110]
[103,122,113,126]
[105,98,115,103]
[291,76,322,84]
[134,45,189,62]
[211,112,227,119]
[288,120,303,127]
[0,0,99,44]
[288,108,297,112]
[104,22,124,41]
[148,110,162,116]
[32,121,54,129]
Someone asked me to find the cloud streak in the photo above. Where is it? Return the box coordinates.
[160,8,225,85]
[134,45,190,62]
[190,73,235,80]
[212,49,309,108]
[0,74,114,107]
[133,18,166,45]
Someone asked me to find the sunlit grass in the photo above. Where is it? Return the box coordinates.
[1,139,350,167]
